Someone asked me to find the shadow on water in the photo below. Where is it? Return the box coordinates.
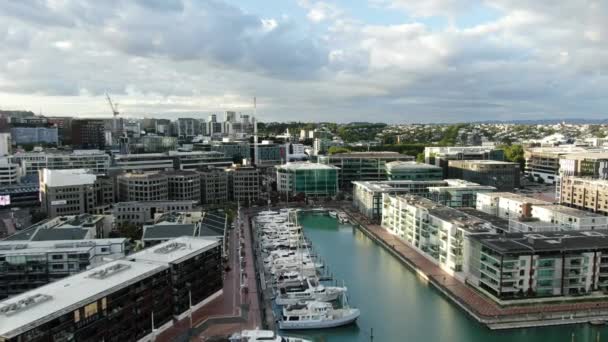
[295,213,608,342]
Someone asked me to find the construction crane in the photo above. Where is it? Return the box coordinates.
[105,92,120,141]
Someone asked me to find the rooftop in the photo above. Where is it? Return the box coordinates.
[131,236,220,264]
[473,231,608,254]
[4,214,107,242]
[561,152,608,161]
[539,204,606,218]
[142,224,197,240]
[478,192,553,205]
[0,238,126,256]
[321,152,412,159]
[277,162,339,170]
[385,161,442,171]
[40,169,96,187]
[448,160,519,165]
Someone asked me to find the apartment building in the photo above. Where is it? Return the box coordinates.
[117,172,168,202]
[353,179,495,221]
[467,231,608,299]
[318,152,413,189]
[381,195,500,274]
[0,237,222,342]
[448,160,521,191]
[0,238,127,299]
[560,176,608,216]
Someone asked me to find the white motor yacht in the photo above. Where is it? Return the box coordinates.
[229,329,312,342]
[278,301,360,330]
[275,278,347,305]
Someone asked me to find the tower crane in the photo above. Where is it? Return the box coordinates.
[105,92,120,142]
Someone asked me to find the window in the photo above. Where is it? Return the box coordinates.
[84,302,98,318]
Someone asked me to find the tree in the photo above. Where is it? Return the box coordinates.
[30,210,48,224]
[502,144,525,170]
[416,152,425,163]
[115,223,142,241]
[328,146,351,155]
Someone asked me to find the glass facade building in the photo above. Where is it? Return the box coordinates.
[276,162,339,197]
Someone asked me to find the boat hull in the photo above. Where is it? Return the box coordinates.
[278,310,360,330]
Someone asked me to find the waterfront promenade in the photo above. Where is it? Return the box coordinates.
[345,209,608,329]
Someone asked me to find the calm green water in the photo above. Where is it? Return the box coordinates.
[296,213,608,342]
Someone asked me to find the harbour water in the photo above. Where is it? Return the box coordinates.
[296,213,608,342]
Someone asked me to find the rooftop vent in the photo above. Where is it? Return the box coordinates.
[0,294,52,316]
[88,263,131,279]
[154,242,187,254]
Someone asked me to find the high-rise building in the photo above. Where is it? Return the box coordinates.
[39,169,97,218]
[71,119,106,149]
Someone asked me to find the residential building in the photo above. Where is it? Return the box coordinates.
[10,127,58,145]
[4,214,113,241]
[381,195,499,274]
[226,165,260,204]
[0,238,127,299]
[117,172,169,202]
[71,119,106,149]
[448,160,521,191]
[0,237,222,342]
[385,161,443,181]
[276,162,339,197]
[0,158,21,185]
[167,170,201,203]
[353,180,495,221]
[424,146,505,177]
[560,176,608,216]
[0,133,11,156]
[467,231,608,299]
[39,169,97,218]
[113,200,196,225]
[318,152,414,189]
[200,168,229,204]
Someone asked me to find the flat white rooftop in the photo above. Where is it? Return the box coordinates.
[277,162,339,170]
[130,236,220,265]
[0,260,165,339]
[40,168,96,187]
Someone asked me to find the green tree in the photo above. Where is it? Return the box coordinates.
[115,223,142,241]
[501,144,525,170]
[416,152,425,163]
[328,146,351,155]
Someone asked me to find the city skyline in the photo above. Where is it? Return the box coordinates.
[0,1,606,123]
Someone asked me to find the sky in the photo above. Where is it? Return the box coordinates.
[0,0,606,123]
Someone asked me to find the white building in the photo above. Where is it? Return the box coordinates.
[0,158,21,185]
[0,133,11,156]
[10,150,110,176]
[39,169,98,218]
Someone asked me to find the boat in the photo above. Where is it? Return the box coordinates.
[328,211,338,218]
[229,329,312,342]
[275,277,347,305]
[278,300,360,330]
[589,319,606,326]
[337,212,349,224]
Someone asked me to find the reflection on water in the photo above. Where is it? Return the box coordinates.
[297,213,608,342]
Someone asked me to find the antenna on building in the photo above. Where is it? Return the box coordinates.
[253,96,258,166]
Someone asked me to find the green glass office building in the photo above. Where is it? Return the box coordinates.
[276,162,339,197]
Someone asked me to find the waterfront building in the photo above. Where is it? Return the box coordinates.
[0,237,222,342]
[117,172,168,202]
[199,168,229,204]
[424,146,505,177]
[71,118,106,149]
[141,211,226,247]
[381,195,498,274]
[353,180,495,221]
[276,162,339,197]
[226,165,260,204]
[447,160,521,191]
[10,126,58,145]
[112,200,197,225]
[385,161,443,181]
[39,169,97,218]
[0,238,127,299]
[319,152,413,189]
[0,158,21,185]
[467,231,608,299]
[167,170,201,203]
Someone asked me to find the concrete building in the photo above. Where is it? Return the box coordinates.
[117,172,169,202]
[10,127,58,145]
[0,184,39,208]
[524,146,594,184]
[112,151,231,173]
[0,238,127,299]
[467,231,608,299]
[0,158,21,186]
[46,117,73,145]
[385,161,443,181]
[112,200,196,225]
[226,165,260,204]
[425,146,505,177]
[560,176,608,216]
[71,119,106,149]
[254,141,283,166]
[176,118,203,139]
[276,162,339,197]
[353,180,495,221]
[140,135,178,153]
[0,132,12,156]
[141,211,226,247]
[318,152,414,189]
[381,195,499,274]
[167,170,201,203]
[448,160,521,191]
[39,169,97,218]
[0,237,222,342]
[10,150,110,176]
[199,168,229,204]
[559,152,608,180]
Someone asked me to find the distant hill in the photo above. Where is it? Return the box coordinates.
[471,118,608,124]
